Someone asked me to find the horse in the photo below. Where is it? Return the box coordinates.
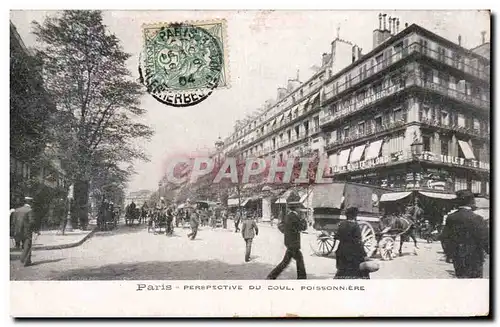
[378,213,419,256]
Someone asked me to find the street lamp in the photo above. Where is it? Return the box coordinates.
[63,184,74,234]
[215,137,225,203]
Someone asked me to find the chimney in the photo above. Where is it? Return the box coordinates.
[458,35,462,46]
[378,13,382,30]
[396,18,400,33]
[322,53,329,66]
[277,87,287,101]
[383,14,387,31]
[405,22,409,28]
[392,17,397,35]
[481,31,486,44]
[388,16,392,34]
[358,47,362,58]
[352,45,356,63]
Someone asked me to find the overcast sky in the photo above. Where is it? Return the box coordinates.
[10,10,490,193]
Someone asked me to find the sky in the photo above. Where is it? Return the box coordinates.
[10,10,490,193]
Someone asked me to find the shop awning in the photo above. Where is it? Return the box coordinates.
[328,154,337,168]
[275,190,293,204]
[349,144,366,163]
[419,191,457,200]
[311,183,346,208]
[458,140,476,160]
[364,140,384,160]
[227,198,240,206]
[299,190,312,203]
[380,192,412,202]
[337,149,351,167]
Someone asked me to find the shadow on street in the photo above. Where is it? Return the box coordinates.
[23,259,325,281]
[93,224,147,238]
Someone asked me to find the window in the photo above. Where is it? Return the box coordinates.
[287,130,291,141]
[473,118,481,131]
[313,116,319,129]
[458,114,466,127]
[343,126,350,139]
[294,126,300,138]
[304,121,309,135]
[441,137,449,156]
[358,122,365,135]
[438,72,448,87]
[420,39,429,55]
[272,138,276,149]
[471,180,482,194]
[375,116,383,130]
[441,111,449,126]
[438,47,446,62]
[423,136,431,152]
[394,108,403,122]
[454,177,468,192]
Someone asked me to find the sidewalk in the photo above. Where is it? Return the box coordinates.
[10,226,97,251]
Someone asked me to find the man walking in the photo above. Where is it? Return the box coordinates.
[241,214,259,262]
[234,209,242,232]
[13,196,39,267]
[187,207,200,240]
[267,201,308,279]
[441,190,489,278]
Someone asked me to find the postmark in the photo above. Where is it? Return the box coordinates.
[139,20,228,107]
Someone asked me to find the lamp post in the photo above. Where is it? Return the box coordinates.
[410,132,424,193]
[63,184,74,234]
[215,137,225,203]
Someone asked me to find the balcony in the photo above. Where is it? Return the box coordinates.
[320,83,406,126]
[325,120,406,151]
[419,118,489,140]
[408,75,490,111]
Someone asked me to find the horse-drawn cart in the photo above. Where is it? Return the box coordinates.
[309,182,420,261]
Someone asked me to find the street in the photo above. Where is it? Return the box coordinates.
[10,222,480,281]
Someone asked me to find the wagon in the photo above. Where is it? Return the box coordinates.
[309,182,413,261]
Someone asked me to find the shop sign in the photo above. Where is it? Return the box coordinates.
[423,152,490,170]
[333,156,390,173]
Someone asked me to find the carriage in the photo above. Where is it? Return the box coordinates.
[125,206,141,225]
[308,182,419,261]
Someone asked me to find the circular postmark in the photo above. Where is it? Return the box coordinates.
[139,23,224,107]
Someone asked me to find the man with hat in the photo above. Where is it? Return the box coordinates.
[12,196,39,266]
[267,200,308,279]
[334,206,371,279]
[441,189,489,278]
[241,212,259,262]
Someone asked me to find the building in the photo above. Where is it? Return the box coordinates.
[321,14,490,199]
[125,190,152,207]
[220,13,490,219]
[10,22,67,214]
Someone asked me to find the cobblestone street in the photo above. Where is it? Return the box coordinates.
[11,222,486,281]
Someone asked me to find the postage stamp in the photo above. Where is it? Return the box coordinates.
[139,20,229,107]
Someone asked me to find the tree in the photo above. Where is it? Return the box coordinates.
[32,11,153,228]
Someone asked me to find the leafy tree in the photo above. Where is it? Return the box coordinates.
[32,11,153,229]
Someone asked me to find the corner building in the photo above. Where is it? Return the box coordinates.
[320,21,490,197]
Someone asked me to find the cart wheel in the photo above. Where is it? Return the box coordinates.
[378,236,396,261]
[309,231,337,256]
[359,221,377,258]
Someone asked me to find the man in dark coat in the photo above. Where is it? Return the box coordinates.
[13,197,39,266]
[234,209,242,232]
[267,202,308,279]
[187,208,200,240]
[441,190,489,278]
[334,207,370,279]
[241,214,259,262]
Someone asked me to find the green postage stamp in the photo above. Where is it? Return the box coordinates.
[139,20,229,107]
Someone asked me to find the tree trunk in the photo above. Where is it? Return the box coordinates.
[74,179,90,230]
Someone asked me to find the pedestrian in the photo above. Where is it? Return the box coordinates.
[166,206,174,236]
[12,196,39,267]
[241,213,259,262]
[187,207,200,240]
[441,190,489,278]
[222,209,228,229]
[234,209,242,232]
[266,201,308,280]
[334,207,371,279]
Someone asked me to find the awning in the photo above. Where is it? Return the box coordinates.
[364,140,383,160]
[337,149,351,167]
[349,144,366,163]
[227,198,240,206]
[240,198,251,206]
[299,190,312,203]
[275,190,293,204]
[380,192,412,202]
[243,183,258,190]
[328,154,337,168]
[458,140,476,160]
[419,191,457,200]
[311,183,346,208]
